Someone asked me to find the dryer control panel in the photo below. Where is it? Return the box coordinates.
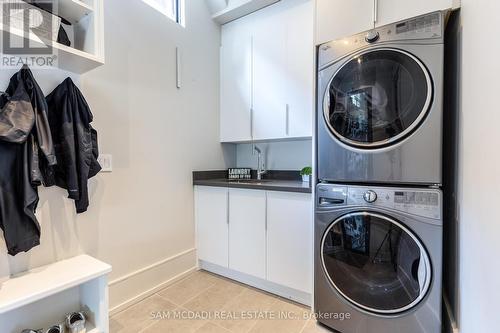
[317,184,442,220]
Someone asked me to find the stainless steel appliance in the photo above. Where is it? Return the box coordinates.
[315,183,442,333]
[317,11,445,186]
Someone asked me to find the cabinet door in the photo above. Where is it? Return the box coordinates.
[252,4,287,140]
[195,186,229,267]
[220,18,253,142]
[376,0,454,27]
[228,189,267,279]
[267,192,312,293]
[285,0,314,138]
[315,0,373,45]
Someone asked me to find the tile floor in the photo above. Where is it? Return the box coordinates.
[110,270,331,333]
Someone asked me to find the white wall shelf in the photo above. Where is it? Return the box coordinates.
[58,0,94,24]
[0,0,105,74]
[0,255,112,333]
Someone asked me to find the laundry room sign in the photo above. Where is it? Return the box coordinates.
[228,168,251,180]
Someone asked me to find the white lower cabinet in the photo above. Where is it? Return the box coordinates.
[195,186,229,268]
[228,189,267,279]
[266,191,312,293]
[195,186,313,303]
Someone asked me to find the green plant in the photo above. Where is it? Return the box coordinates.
[300,167,312,176]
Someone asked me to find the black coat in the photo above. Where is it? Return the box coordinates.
[43,78,101,213]
[0,66,56,256]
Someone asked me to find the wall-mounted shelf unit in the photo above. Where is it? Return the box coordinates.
[0,255,112,333]
[0,0,105,73]
[59,0,94,24]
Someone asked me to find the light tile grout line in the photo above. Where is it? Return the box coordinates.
[133,271,218,333]
[154,278,217,308]
[298,319,312,333]
[124,270,311,333]
[155,271,248,312]
[111,270,202,319]
[137,318,158,333]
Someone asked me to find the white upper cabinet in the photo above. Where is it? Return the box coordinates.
[252,4,288,140]
[285,0,314,138]
[267,192,312,293]
[220,0,314,142]
[375,0,456,27]
[220,18,253,142]
[315,0,458,45]
[228,189,267,279]
[195,186,229,268]
[315,0,373,45]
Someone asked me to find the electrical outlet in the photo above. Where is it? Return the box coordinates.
[98,154,113,172]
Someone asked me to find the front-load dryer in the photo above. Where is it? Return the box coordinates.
[317,11,445,186]
[314,183,442,333]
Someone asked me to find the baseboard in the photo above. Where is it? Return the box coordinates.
[199,260,312,307]
[443,294,459,333]
[109,248,197,315]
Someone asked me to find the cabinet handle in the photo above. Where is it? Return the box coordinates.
[226,191,230,225]
[265,192,268,231]
[373,0,378,26]
[286,104,290,136]
[250,108,254,138]
[176,47,181,89]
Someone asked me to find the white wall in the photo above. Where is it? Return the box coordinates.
[235,140,312,170]
[458,1,500,332]
[0,0,231,310]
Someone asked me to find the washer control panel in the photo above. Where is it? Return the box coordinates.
[363,190,378,203]
[346,186,442,220]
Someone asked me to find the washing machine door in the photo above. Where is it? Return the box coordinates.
[321,212,431,315]
[323,48,432,149]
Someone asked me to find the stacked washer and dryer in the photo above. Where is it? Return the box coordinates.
[315,11,445,333]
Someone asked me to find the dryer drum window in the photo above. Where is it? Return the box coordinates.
[321,212,432,315]
[323,49,433,149]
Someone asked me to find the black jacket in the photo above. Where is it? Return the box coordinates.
[0,66,56,256]
[0,81,34,143]
[43,78,101,213]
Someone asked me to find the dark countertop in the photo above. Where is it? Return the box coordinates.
[193,170,312,194]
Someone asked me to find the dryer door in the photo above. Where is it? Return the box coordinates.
[321,212,431,315]
[323,48,432,149]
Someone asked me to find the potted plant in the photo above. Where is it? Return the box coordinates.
[300,167,312,183]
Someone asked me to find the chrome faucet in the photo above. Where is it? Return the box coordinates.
[253,145,267,180]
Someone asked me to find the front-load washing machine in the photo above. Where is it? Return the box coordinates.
[314,183,442,333]
[317,11,445,186]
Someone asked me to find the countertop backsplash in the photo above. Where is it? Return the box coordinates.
[235,139,312,171]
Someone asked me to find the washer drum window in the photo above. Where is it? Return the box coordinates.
[321,212,432,315]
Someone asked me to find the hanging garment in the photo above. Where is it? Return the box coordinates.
[3,65,58,183]
[8,66,57,162]
[43,78,101,214]
[0,81,34,143]
[0,66,55,256]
